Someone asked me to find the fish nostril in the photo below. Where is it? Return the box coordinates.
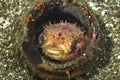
[58,32,62,36]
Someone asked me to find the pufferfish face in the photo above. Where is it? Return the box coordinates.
[38,22,86,61]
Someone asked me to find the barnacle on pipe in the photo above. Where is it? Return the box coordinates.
[22,0,105,80]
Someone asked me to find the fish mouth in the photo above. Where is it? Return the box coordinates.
[42,45,65,60]
[46,48,62,55]
[45,49,63,60]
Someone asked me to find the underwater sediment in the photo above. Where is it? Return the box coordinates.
[22,0,112,80]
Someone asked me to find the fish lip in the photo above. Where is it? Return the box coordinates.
[43,47,65,60]
[46,49,61,55]
[42,45,64,55]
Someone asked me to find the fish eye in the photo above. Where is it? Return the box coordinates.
[38,33,46,45]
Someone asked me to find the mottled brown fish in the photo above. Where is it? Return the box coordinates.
[39,22,87,61]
